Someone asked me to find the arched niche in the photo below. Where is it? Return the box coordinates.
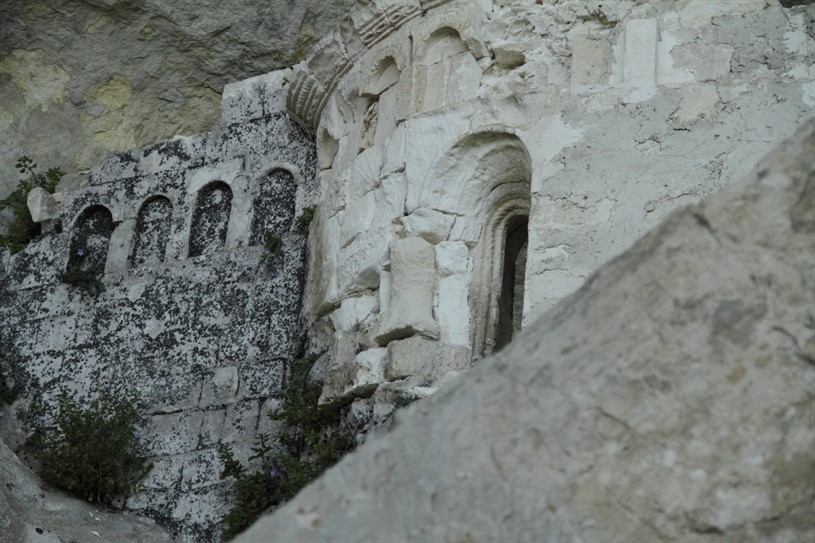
[359,56,401,152]
[130,196,173,268]
[413,26,481,114]
[250,168,297,246]
[189,181,232,257]
[425,131,532,359]
[67,205,114,274]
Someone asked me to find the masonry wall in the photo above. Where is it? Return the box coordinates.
[0,71,316,541]
[285,0,814,420]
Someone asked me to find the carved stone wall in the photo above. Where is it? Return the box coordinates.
[293,0,815,426]
[0,70,315,542]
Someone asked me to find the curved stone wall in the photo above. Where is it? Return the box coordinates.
[294,0,815,418]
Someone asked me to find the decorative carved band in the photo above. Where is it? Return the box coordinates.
[287,0,453,129]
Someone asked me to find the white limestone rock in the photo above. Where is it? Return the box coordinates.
[26,187,60,224]
[376,236,440,344]
[0,437,174,543]
[385,335,470,382]
[235,119,815,543]
[319,347,387,403]
[400,207,455,244]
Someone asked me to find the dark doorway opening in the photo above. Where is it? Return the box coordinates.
[495,216,528,351]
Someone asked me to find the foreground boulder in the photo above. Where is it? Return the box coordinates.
[237,119,815,542]
[0,437,174,543]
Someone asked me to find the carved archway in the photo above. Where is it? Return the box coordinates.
[131,195,172,267]
[189,181,232,257]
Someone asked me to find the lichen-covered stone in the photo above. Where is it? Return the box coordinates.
[0,79,316,541]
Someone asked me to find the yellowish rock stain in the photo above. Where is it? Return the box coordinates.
[0,49,70,112]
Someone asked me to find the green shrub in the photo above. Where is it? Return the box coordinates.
[0,156,63,254]
[260,233,284,275]
[58,268,105,298]
[27,389,152,505]
[295,206,315,234]
[218,354,355,540]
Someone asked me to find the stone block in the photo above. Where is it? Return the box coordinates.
[437,274,470,346]
[328,294,378,332]
[623,19,657,85]
[385,335,435,380]
[377,236,439,344]
[386,335,470,382]
[401,207,454,244]
[435,241,470,276]
[336,226,391,297]
[221,69,291,126]
[199,366,239,408]
[319,347,387,404]
[570,35,610,85]
[26,187,60,223]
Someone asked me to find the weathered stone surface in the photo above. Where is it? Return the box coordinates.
[236,121,815,543]
[0,0,354,203]
[385,335,469,383]
[0,87,316,542]
[376,236,439,343]
[0,436,174,543]
[26,187,59,224]
[319,347,387,403]
[299,0,815,400]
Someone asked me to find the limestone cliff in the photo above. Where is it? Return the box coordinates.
[0,0,352,199]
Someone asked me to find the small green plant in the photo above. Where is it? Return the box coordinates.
[295,206,315,233]
[58,268,105,298]
[0,156,63,254]
[393,395,418,411]
[218,354,355,540]
[260,232,284,275]
[26,389,152,505]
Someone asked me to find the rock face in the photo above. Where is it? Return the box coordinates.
[235,121,815,543]
[0,0,353,200]
[0,71,316,541]
[0,437,175,543]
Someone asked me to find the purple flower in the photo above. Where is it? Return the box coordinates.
[263,248,271,255]
[270,270,279,279]
[76,248,86,257]
[269,468,281,479]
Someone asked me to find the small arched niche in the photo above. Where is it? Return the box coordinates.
[130,196,173,268]
[359,56,401,152]
[189,181,232,257]
[426,131,532,359]
[67,205,114,274]
[494,215,528,351]
[414,26,481,114]
[249,168,296,246]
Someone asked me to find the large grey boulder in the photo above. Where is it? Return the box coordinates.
[236,119,815,542]
[0,437,175,543]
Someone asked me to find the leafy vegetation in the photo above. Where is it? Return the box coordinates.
[26,390,152,505]
[261,232,284,274]
[58,268,106,298]
[0,156,63,254]
[218,354,355,540]
[295,206,315,234]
